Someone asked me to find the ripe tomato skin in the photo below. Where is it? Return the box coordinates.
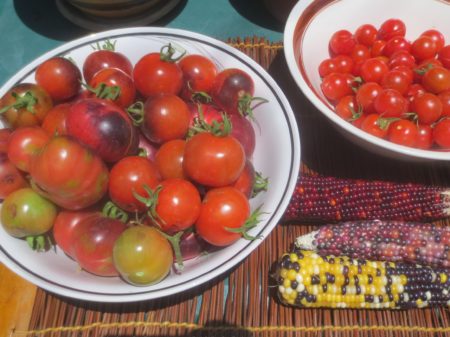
[411,36,438,61]
[155,139,186,180]
[318,58,337,77]
[383,37,411,57]
[133,53,183,98]
[7,127,49,172]
[438,45,450,69]
[438,90,450,117]
[195,187,250,247]
[141,94,190,144]
[320,72,354,101]
[421,66,450,94]
[152,178,201,234]
[67,98,137,162]
[88,68,136,109]
[388,50,416,69]
[416,124,433,149]
[30,136,109,210]
[72,214,127,277]
[183,132,245,187]
[378,19,406,41]
[0,128,11,152]
[108,156,161,213]
[137,133,158,161]
[373,89,408,118]
[53,210,97,259]
[328,30,356,55]
[354,24,377,47]
[356,82,383,114]
[0,83,53,129]
[178,54,218,101]
[113,226,173,286]
[230,159,255,198]
[35,57,81,102]
[335,95,359,121]
[412,92,442,124]
[333,55,354,73]
[41,103,71,136]
[360,58,389,84]
[381,69,411,95]
[421,29,445,51]
[1,187,57,238]
[0,153,28,199]
[387,119,418,147]
[433,118,450,149]
[360,114,388,139]
[83,49,133,83]
[371,40,387,57]
[229,113,256,158]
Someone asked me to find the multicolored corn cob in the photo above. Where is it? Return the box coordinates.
[275,249,450,309]
[296,221,450,269]
[283,174,450,223]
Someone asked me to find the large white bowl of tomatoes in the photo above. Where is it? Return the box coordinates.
[284,0,450,161]
[0,27,300,302]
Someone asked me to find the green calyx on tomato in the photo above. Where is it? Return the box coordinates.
[132,184,164,225]
[188,107,232,138]
[252,171,269,198]
[82,81,121,101]
[0,91,37,115]
[91,39,116,52]
[159,43,186,63]
[237,94,268,121]
[225,205,265,241]
[102,200,129,223]
[127,101,145,126]
[26,234,53,252]
[155,228,185,273]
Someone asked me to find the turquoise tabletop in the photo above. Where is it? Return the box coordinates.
[0,0,284,87]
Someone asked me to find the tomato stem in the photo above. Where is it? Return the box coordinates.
[225,205,266,240]
[127,101,145,126]
[102,201,129,223]
[156,229,185,273]
[0,91,38,115]
[188,107,232,137]
[238,94,268,120]
[252,171,269,198]
[81,82,121,101]
[91,39,116,51]
[26,234,53,252]
[132,185,166,226]
[160,43,186,63]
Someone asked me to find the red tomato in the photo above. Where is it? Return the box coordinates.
[387,119,418,147]
[391,65,414,84]
[183,132,245,187]
[88,68,136,109]
[195,187,250,247]
[438,45,450,69]
[137,133,159,161]
[383,37,411,57]
[328,30,356,55]
[381,69,412,95]
[154,139,186,180]
[355,82,383,114]
[41,103,71,136]
[133,52,183,98]
[416,124,433,150]
[335,95,360,121]
[35,57,81,102]
[7,127,49,172]
[53,210,97,259]
[30,136,109,210]
[333,55,354,74]
[178,54,218,101]
[438,90,450,117]
[229,113,256,158]
[374,89,408,117]
[141,94,190,144]
[433,118,450,148]
[230,159,255,198]
[421,66,450,94]
[411,36,438,61]
[0,153,28,199]
[421,29,445,51]
[360,114,389,138]
[406,83,426,102]
[378,19,406,41]
[83,49,133,83]
[350,44,371,66]
[360,58,389,83]
[354,24,377,47]
[412,92,443,124]
[108,156,161,213]
[0,128,11,153]
[318,58,337,78]
[0,83,53,129]
[73,214,127,277]
[188,102,223,126]
[388,50,416,70]
[371,40,387,57]
[152,178,201,234]
[320,72,354,102]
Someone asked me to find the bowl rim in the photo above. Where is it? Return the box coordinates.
[284,0,450,161]
[0,26,301,302]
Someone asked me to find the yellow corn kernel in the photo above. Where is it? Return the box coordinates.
[289,253,298,263]
[280,268,288,278]
[399,275,408,285]
[289,290,298,300]
[334,274,345,286]
[287,269,297,281]
[319,273,327,284]
[358,274,368,285]
[283,278,291,289]
[303,275,312,287]
[440,273,448,284]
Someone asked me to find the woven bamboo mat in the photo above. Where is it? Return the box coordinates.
[14,37,450,337]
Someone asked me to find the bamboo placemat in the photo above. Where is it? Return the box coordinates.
[13,37,450,337]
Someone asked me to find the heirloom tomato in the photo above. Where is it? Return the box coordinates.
[41,103,71,136]
[0,153,28,199]
[154,139,186,180]
[30,136,109,210]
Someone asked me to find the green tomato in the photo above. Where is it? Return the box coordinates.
[113,226,173,286]
[1,188,57,238]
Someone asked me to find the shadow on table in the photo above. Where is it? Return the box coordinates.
[229,0,282,32]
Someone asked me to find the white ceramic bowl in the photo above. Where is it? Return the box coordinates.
[284,0,450,161]
[0,27,301,302]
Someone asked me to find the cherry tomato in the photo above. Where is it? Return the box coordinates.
[180,231,209,261]
[388,50,416,69]
[406,83,426,102]
[0,128,11,152]
[183,132,245,187]
[88,68,136,109]
[7,127,49,172]
[414,58,443,83]
[416,124,433,150]
[374,89,408,117]
[378,19,406,41]
[433,118,450,149]
[335,95,360,121]
[229,113,256,158]
[1,187,57,238]
[30,136,109,210]
[151,178,201,233]
[412,92,443,124]
[387,119,418,147]
[371,40,387,57]
[155,139,186,180]
[83,48,133,83]
[356,82,383,114]
[333,55,354,74]
[383,37,411,57]
[391,65,414,84]
[328,30,356,55]
[178,54,218,101]
[438,90,450,117]
[67,98,137,162]
[411,36,438,61]
[320,72,354,101]
[0,83,53,129]
[421,29,445,51]
[350,44,371,68]
[41,103,71,136]
[230,159,255,198]
[421,66,450,94]
[0,153,28,199]
[113,226,173,286]
[108,156,161,213]
[354,24,377,47]
[133,51,183,98]
[72,214,127,277]
[360,114,388,138]
[318,58,337,78]
[188,102,223,126]
[360,58,389,83]
[35,57,81,102]
[381,69,411,95]
[137,133,159,161]
[195,187,250,247]
[141,94,190,144]
[438,45,450,69]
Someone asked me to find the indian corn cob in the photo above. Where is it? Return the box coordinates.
[296,221,450,269]
[283,174,450,223]
[275,249,450,309]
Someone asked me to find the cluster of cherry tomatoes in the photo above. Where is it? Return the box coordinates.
[0,40,267,286]
[319,19,450,150]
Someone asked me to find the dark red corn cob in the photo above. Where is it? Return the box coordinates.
[283,174,450,223]
[296,220,450,269]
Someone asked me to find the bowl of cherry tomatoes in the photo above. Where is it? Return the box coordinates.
[0,27,300,302]
[284,0,450,161]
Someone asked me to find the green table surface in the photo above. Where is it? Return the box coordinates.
[0,0,284,87]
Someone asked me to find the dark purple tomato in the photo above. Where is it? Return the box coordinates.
[228,113,256,158]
